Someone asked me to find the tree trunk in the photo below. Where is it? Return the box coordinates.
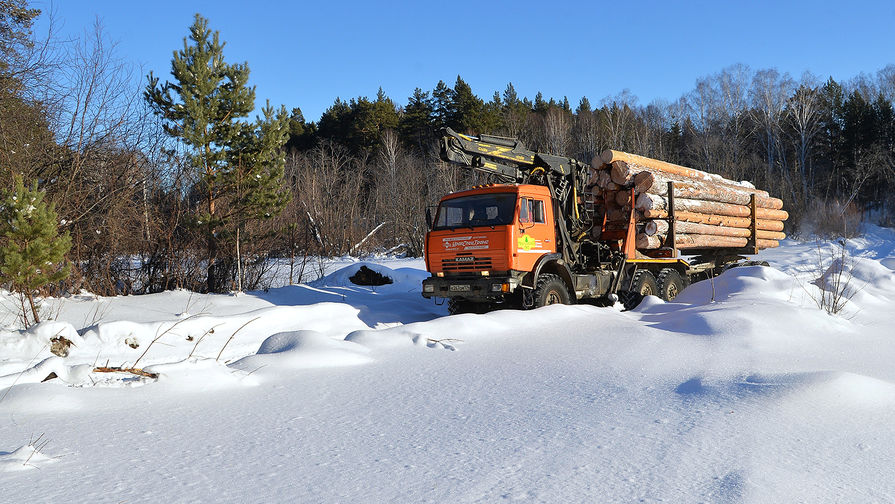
[236,226,243,292]
[27,292,39,324]
[206,193,217,293]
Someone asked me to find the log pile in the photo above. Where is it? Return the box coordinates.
[588,150,788,251]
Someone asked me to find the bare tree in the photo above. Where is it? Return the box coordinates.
[572,97,600,163]
[543,106,570,154]
[684,76,724,172]
[787,73,824,203]
[876,64,895,103]
[750,68,794,193]
[600,90,638,150]
[716,64,751,177]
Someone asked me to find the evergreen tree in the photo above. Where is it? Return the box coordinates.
[372,87,399,131]
[285,107,316,151]
[318,97,352,142]
[534,92,548,114]
[0,176,70,325]
[144,13,288,292]
[450,76,485,133]
[502,83,529,137]
[481,91,503,133]
[432,80,453,130]
[228,102,291,290]
[399,87,434,153]
[503,83,519,106]
[0,0,40,73]
[576,97,592,115]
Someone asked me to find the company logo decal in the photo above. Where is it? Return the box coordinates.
[517,234,535,251]
[442,235,489,251]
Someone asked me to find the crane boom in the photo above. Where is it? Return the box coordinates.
[439,128,581,182]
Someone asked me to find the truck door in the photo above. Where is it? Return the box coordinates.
[514,196,555,271]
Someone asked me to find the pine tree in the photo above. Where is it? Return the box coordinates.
[451,76,484,133]
[502,83,529,137]
[0,0,40,73]
[534,92,548,114]
[399,88,434,153]
[145,13,289,292]
[229,102,291,291]
[481,91,503,133]
[432,80,453,130]
[0,176,70,325]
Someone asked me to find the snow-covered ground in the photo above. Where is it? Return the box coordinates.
[2,227,895,503]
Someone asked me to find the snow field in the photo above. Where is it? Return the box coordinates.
[0,232,894,502]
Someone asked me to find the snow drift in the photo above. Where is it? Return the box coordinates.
[1,231,894,502]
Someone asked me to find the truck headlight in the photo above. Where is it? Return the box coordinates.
[491,283,505,292]
[423,284,435,293]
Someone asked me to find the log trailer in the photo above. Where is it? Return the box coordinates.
[421,128,770,313]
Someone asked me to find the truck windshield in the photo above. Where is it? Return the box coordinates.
[434,193,516,230]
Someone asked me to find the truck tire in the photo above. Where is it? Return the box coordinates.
[620,270,658,310]
[532,273,571,308]
[657,268,685,302]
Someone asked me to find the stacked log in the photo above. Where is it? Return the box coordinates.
[588,150,788,251]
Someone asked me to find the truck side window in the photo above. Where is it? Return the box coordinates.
[531,200,546,223]
[519,197,532,223]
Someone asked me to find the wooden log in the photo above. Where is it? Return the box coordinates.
[641,209,785,231]
[615,190,633,206]
[610,161,633,185]
[607,207,642,222]
[632,171,654,193]
[601,150,769,196]
[635,232,779,250]
[635,193,789,220]
[634,170,783,209]
[643,220,786,240]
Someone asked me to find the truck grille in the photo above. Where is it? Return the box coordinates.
[441,257,492,272]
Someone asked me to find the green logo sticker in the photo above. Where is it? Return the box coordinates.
[517,234,535,251]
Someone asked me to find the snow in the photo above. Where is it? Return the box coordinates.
[2,230,895,502]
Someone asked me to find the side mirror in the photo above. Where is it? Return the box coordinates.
[425,208,433,230]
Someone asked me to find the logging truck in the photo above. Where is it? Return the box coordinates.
[421,129,786,313]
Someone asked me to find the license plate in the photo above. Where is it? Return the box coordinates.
[449,284,471,292]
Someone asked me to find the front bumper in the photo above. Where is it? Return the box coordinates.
[421,274,522,301]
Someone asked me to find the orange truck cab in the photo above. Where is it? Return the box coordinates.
[422,183,558,306]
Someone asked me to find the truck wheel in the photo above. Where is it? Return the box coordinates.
[532,273,571,308]
[620,270,658,310]
[657,268,685,301]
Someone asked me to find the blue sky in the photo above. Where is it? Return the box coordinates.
[33,0,895,121]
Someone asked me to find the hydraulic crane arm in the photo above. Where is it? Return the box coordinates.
[439,128,579,183]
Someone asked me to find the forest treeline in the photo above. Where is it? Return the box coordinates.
[2,3,894,300]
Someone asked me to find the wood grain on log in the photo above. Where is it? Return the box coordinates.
[635,233,779,250]
[602,153,771,197]
[610,161,633,185]
[635,193,789,220]
[643,219,786,240]
[633,170,783,209]
[641,209,785,231]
